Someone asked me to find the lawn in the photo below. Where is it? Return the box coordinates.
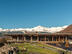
[9,42,70,54]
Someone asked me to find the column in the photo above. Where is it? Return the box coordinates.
[56,37,57,41]
[65,36,69,48]
[37,36,39,42]
[52,36,53,41]
[11,36,13,40]
[58,36,60,41]
[24,36,26,41]
[17,36,19,41]
[65,36,68,40]
[63,36,64,41]
[47,36,49,41]
[31,36,32,43]
[45,36,46,44]
[22,36,24,41]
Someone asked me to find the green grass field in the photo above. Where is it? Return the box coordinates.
[9,42,70,54]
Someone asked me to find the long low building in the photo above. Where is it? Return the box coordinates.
[3,24,72,48]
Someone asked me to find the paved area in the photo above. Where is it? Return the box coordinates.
[0,44,15,54]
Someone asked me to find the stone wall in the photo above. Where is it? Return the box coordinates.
[0,44,16,54]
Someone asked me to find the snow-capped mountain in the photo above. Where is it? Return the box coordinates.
[48,25,68,33]
[31,25,68,33]
[0,25,68,33]
[31,26,49,32]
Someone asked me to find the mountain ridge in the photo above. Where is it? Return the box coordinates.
[0,25,68,33]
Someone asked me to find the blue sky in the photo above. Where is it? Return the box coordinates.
[0,0,72,28]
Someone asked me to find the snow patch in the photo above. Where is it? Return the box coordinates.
[0,25,68,33]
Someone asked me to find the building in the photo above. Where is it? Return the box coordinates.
[4,24,72,48]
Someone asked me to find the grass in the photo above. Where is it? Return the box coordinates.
[9,42,70,54]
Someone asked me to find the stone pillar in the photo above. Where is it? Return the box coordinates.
[45,36,46,44]
[37,36,39,42]
[56,37,57,41]
[24,36,26,41]
[65,36,69,48]
[65,36,68,40]
[47,36,49,41]
[31,36,32,43]
[17,36,19,41]
[58,36,60,41]
[52,36,53,41]
[11,36,13,40]
[63,36,64,41]
[48,37,49,41]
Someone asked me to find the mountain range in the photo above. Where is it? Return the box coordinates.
[0,25,68,33]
